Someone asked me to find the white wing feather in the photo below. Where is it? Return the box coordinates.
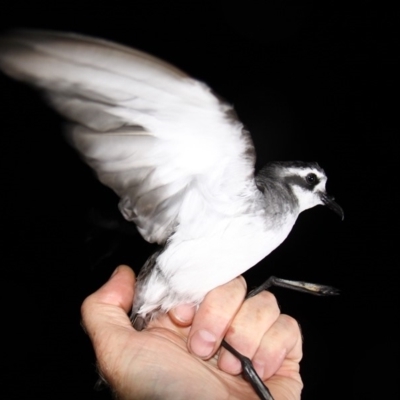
[0,30,256,245]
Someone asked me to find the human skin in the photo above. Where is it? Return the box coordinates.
[81,265,303,399]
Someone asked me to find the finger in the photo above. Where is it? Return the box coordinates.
[188,276,246,359]
[81,266,141,391]
[218,290,280,374]
[267,374,304,400]
[81,265,136,340]
[168,304,197,327]
[253,314,303,381]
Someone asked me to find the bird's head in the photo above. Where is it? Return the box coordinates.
[260,161,344,219]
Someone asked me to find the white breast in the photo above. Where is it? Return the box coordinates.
[137,201,298,316]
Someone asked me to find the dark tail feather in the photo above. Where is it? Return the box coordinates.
[130,250,162,330]
[132,314,148,331]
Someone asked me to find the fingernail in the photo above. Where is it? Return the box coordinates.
[173,304,195,324]
[110,267,120,279]
[253,360,265,379]
[190,329,216,358]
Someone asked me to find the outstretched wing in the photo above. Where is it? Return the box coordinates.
[0,30,256,244]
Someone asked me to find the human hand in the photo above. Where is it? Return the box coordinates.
[81,265,303,399]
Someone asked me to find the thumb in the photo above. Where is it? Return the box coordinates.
[81,265,136,340]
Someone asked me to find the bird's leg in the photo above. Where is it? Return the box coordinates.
[221,276,339,400]
[221,339,274,400]
[247,275,340,299]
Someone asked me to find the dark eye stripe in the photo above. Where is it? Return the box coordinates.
[285,173,320,190]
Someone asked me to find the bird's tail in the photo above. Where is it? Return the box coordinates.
[130,250,162,330]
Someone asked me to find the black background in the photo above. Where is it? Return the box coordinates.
[1,2,397,399]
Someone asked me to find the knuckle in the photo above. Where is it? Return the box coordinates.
[257,291,280,315]
[232,275,247,295]
[80,296,92,317]
[258,290,277,304]
[80,294,98,324]
[280,314,300,333]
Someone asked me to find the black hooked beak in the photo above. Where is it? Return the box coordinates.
[320,193,344,220]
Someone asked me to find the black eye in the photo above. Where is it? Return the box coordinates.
[306,173,317,185]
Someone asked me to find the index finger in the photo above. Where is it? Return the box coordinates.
[187,276,247,359]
